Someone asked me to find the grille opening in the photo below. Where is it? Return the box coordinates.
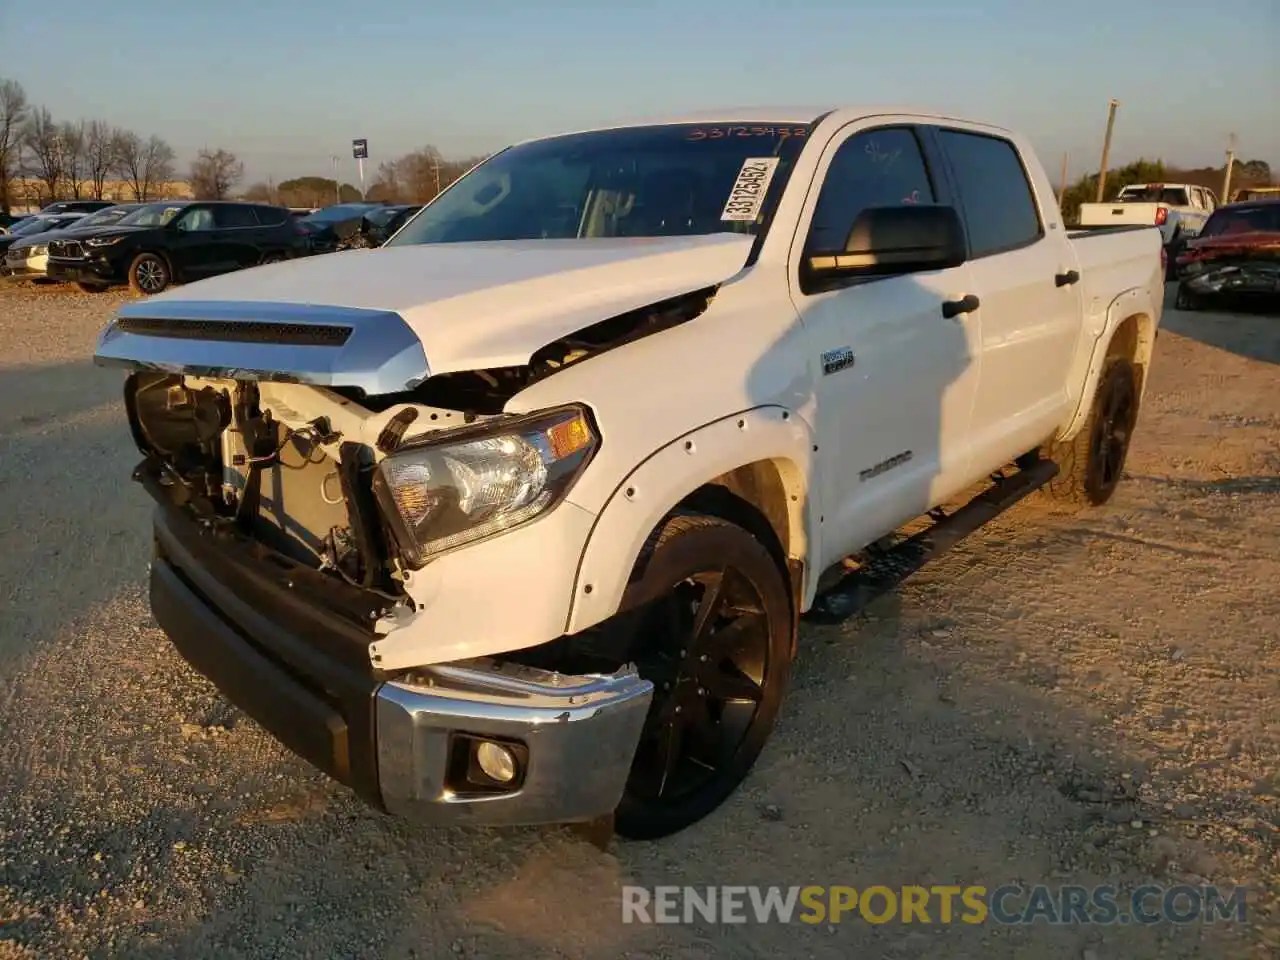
[117,316,353,347]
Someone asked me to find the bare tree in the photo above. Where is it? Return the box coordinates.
[367,146,482,204]
[189,147,244,200]
[83,120,116,199]
[242,181,277,203]
[22,106,63,203]
[58,120,87,198]
[114,131,176,201]
[0,78,28,214]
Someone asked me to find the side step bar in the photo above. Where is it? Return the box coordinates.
[804,458,1059,626]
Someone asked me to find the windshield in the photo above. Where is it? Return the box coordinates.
[1200,205,1280,237]
[304,203,379,224]
[364,206,406,227]
[77,206,129,228]
[387,122,812,245]
[117,203,186,227]
[12,216,68,236]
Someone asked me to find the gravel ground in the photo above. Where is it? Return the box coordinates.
[0,281,1276,959]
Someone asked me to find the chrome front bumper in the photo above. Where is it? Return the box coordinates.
[376,659,653,825]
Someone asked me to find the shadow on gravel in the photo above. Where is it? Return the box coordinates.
[0,360,149,677]
[1160,298,1280,366]
[0,360,125,432]
[1125,474,1280,496]
[3,579,1263,960]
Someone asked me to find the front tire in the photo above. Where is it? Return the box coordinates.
[613,514,795,840]
[1044,358,1139,506]
[128,252,170,295]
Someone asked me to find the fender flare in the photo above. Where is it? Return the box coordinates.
[1060,284,1160,440]
[564,405,818,635]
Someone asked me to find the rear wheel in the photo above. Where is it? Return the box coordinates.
[1043,358,1139,506]
[613,514,794,840]
[128,252,170,295]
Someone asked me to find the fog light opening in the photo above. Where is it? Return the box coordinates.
[476,740,518,784]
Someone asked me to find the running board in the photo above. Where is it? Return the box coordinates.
[804,458,1059,626]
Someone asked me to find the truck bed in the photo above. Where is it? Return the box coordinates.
[1066,223,1163,327]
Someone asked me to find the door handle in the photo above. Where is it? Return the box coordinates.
[941,294,980,319]
[1054,270,1080,287]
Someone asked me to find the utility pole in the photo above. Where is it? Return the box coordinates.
[431,153,441,200]
[330,155,340,204]
[1058,152,1069,209]
[1221,132,1237,204]
[1095,98,1119,203]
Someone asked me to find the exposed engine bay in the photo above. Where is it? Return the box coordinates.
[126,372,438,596]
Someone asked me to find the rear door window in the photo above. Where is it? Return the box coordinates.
[936,130,1043,257]
[254,205,288,226]
[215,205,259,228]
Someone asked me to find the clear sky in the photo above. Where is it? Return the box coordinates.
[2,0,1276,187]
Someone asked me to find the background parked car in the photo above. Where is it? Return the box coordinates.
[46,200,309,294]
[37,199,117,215]
[362,203,423,246]
[1175,199,1280,312]
[1078,182,1218,278]
[294,202,385,252]
[2,204,144,282]
[0,212,86,259]
[2,200,116,234]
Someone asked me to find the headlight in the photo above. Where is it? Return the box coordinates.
[373,405,599,566]
[28,244,48,257]
[85,234,126,247]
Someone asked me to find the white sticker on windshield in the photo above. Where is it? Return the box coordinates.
[720,157,781,222]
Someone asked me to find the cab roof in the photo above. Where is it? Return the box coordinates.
[514,105,1008,146]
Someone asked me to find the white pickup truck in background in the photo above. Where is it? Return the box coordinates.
[1078,182,1218,275]
[93,106,1164,841]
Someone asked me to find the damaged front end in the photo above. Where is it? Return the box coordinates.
[93,292,725,823]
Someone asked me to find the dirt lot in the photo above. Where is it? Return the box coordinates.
[0,282,1276,959]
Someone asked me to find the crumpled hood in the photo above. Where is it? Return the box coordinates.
[141,234,755,373]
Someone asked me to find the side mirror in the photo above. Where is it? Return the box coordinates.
[806,205,967,279]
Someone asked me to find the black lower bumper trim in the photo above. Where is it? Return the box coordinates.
[152,560,354,783]
[150,501,386,808]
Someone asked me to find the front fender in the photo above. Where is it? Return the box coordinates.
[565,405,818,635]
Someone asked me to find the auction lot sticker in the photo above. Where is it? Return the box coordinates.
[721,157,781,222]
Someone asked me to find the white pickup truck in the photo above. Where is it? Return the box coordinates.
[94,106,1164,840]
[1078,182,1217,274]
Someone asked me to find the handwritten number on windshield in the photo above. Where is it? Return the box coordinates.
[686,126,808,142]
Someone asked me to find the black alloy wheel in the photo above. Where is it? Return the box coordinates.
[613,514,794,840]
[1083,360,1138,504]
